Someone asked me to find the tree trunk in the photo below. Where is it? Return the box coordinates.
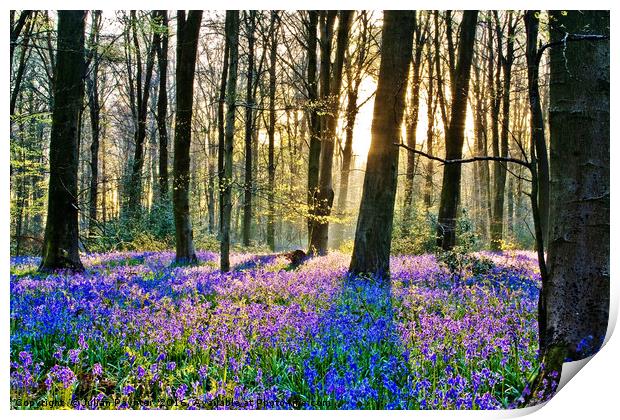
[333,86,358,245]
[490,13,514,250]
[349,11,415,278]
[305,11,320,245]
[423,47,436,209]
[267,11,278,251]
[242,11,256,247]
[10,13,34,117]
[172,10,202,265]
[524,11,550,249]
[403,12,424,223]
[526,10,609,404]
[217,16,231,237]
[39,11,86,272]
[436,11,478,250]
[86,11,102,237]
[154,10,170,201]
[126,11,158,219]
[309,10,352,256]
[220,11,240,272]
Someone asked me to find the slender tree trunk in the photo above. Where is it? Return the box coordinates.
[433,12,449,133]
[10,15,34,117]
[267,12,278,251]
[10,11,33,69]
[490,13,514,250]
[403,12,423,223]
[436,11,478,250]
[126,11,158,218]
[86,11,102,236]
[220,11,240,272]
[424,47,435,209]
[39,11,86,272]
[218,16,231,238]
[349,11,415,278]
[309,10,352,255]
[154,10,170,201]
[173,10,202,265]
[333,87,358,245]
[524,11,550,249]
[242,11,256,247]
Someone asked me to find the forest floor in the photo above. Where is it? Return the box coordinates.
[10,250,540,409]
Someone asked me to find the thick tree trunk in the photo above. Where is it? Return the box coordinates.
[172,10,202,265]
[242,11,256,247]
[436,11,478,250]
[547,6,610,367]
[349,11,415,278]
[39,11,86,272]
[267,12,278,251]
[309,10,352,256]
[220,11,240,272]
[526,10,609,405]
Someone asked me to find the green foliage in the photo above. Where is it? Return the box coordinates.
[391,202,437,255]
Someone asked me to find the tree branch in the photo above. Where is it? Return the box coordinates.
[394,142,531,169]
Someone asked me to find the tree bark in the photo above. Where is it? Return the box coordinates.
[423,46,436,209]
[524,10,550,249]
[267,11,278,251]
[436,11,478,250]
[349,10,415,278]
[39,11,86,272]
[305,11,321,245]
[126,11,158,218]
[309,10,352,256]
[217,16,231,237]
[86,11,102,236]
[10,13,34,117]
[154,10,170,201]
[490,12,514,250]
[220,11,240,272]
[173,10,202,265]
[526,10,609,405]
[242,11,256,247]
[403,12,425,226]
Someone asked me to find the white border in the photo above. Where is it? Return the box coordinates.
[2,2,617,419]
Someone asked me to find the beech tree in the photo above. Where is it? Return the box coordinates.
[39,11,86,272]
[172,10,203,265]
[124,11,158,219]
[435,11,478,250]
[220,10,240,272]
[154,10,170,201]
[349,10,415,278]
[527,10,609,404]
[308,10,353,256]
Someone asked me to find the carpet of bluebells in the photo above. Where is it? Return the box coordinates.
[10,250,540,409]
